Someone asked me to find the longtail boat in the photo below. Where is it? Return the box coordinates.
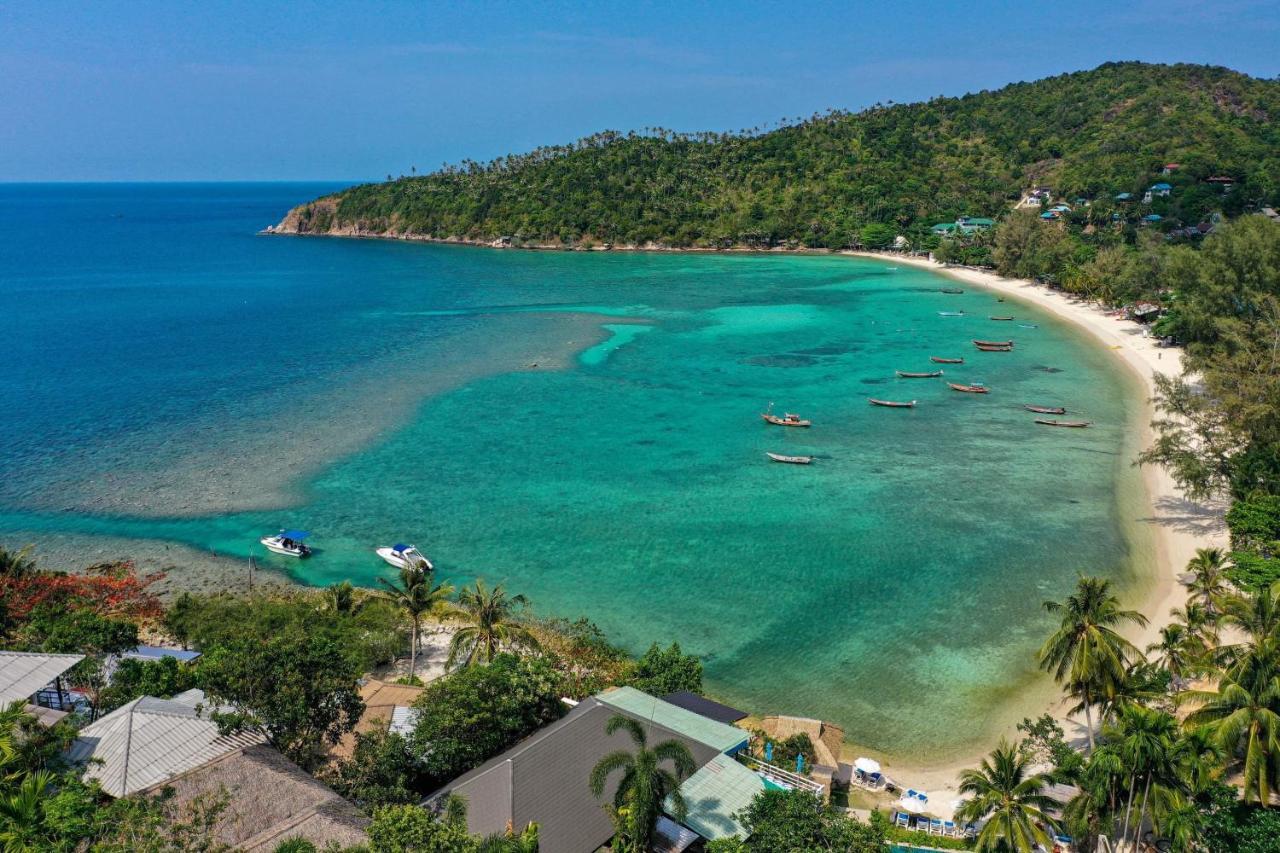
[1035,419,1091,428]
[948,382,989,394]
[762,413,811,427]
[990,316,1015,321]
[975,344,1013,352]
[974,339,1014,348]
[930,356,964,364]
[940,288,964,294]
[869,398,916,408]
[1024,404,1067,415]
[938,311,965,317]
[896,370,943,378]
[766,451,813,464]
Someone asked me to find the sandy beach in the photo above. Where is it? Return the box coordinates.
[838,251,1229,813]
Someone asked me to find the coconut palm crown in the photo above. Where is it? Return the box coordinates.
[447,579,540,669]
[956,740,1059,852]
[588,714,695,853]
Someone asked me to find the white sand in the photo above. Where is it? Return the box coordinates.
[839,252,1229,814]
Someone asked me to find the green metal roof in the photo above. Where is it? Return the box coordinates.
[597,686,748,754]
[668,753,764,841]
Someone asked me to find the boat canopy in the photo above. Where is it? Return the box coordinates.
[392,543,411,553]
[280,529,311,540]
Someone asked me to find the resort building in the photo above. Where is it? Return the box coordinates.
[1143,182,1173,203]
[1161,163,1180,175]
[0,650,84,725]
[67,689,369,850]
[425,686,787,853]
[931,216,995,235]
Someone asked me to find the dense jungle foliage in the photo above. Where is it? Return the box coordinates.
[281,62,1279,248]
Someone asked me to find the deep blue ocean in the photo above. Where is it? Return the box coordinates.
[0,183,1152,761]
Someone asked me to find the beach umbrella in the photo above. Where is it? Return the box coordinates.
[796,754,805,774]
[854,757,881,774]
[895,796,926,814]
[765,742,773,762]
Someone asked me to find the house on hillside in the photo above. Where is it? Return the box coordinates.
[1142,214,1163,225]
[1206,176,1235,190]
[67,690,369,851]
[425,686,811,852]
[0,650,85,725]
[1161,163,1180,176]
[1115,192,1134,202]
[1143,182,1173,203]
[932,217,994,236]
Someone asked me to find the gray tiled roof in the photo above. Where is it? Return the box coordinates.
[67,690,266,796]
[429,697,722,853]
[0,651,84,704]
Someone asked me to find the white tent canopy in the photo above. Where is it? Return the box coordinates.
[895,796,926,814]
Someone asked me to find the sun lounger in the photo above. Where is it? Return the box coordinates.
[929,818,943,834]
[869,771,882,788]
[944,821,957,837]
[895,812,910,828]
[906,788,919,798]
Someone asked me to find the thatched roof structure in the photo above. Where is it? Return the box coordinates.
[159,743,369,851]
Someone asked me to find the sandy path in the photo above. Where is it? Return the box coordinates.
[837,252,1228,815]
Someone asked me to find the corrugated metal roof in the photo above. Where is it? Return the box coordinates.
[68,690,266,797]
[653,815,700,852]
[669,753,763,841]
[0,651,84,704]
[429,696,723,853]
[123,645,202,663]
[662,691,748,725]
[598,686,748,754]
[388,706,420,736]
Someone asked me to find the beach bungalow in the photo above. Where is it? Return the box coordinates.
[955,216,995,233]
[930,222,958,235]
[0,650,85,724]
[67,689,369,850]
[1161,163,1180,175]
[1142,214,1163,225]
[1040,210,1059,220]
[1143,182,1173,203]
[120,645,203,664]
[424,686,788,852]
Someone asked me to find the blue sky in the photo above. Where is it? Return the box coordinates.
[2,0,1277,181]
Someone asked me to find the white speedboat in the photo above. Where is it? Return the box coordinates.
[376,543,433,572]
[260,529,312,558]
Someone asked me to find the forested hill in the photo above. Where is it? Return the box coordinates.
[274,62,1280,249]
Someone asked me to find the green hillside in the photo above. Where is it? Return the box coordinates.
[277,62,1280,248]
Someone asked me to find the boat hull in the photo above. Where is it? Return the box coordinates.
[376,547,433,571]
[930,357,964,364]
[766,452,813,464]
[261,537,310,558]
[948,383,989,394]
[1035,419,1091,428]
[761,414,811,427]
[1024,405,1067,415]
[869,398,916,408]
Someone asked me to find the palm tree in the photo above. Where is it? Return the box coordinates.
[0,546,36,579]
[1186,547,1232,615]
[956,741,1059,852]
[0,770,54,851]
[1108,704,1178,846]
[1038,577,1148,751]
[376,567,453,682]
[1146,623,1202,688]
[446,580,539,669]
[1181,638,1280,806]
[589,714,695,853]
[324,580,361,615]
[1170,600,1219,650]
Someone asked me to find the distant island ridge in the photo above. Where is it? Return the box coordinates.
[269,62,1279,250]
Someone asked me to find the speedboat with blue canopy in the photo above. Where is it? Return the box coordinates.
[376,543,433,571]
[261,529,312,558]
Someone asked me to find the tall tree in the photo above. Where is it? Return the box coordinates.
[377,567,453,682]
[1038,577,1148,751]
[956,741,1059,852]
[589,714,695,853]
[1187,547,1233,615]
[446,580,539,670]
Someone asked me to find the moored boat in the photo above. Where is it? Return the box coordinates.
[990,316,1014,321]
[761,403,811,427]
[895,370,943,378]
[973,339,1014,348]
[1035,419,1091,428]
[975,344,1013,352]
[376,543,433,571]
[930,356,964,364]
[766,451,813,464]
[869,398,916,408]
[948,382,989,394]
[940,288,964,294]
[938,311,965,317]
[1024,404,1067,415]
[261,529,312,558]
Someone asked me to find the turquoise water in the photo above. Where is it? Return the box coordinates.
[0,184,1150,760]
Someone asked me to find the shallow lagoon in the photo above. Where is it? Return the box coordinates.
[0,185,1150,760]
